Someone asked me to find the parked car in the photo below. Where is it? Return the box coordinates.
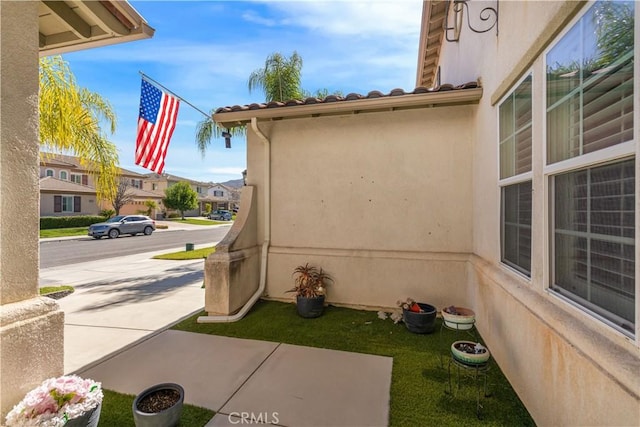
[88,215,156,239]
[208,210,232,221]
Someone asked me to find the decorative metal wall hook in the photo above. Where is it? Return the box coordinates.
[444,0,499,42]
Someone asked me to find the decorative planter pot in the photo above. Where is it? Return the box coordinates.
[402,303,437,334]
[442,306,475,330]
[65,403,101,427]
[451,341,490,365]
[132,383,184,427]
[296,295,325,318]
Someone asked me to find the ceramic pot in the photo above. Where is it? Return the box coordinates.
[402,303,437,334]
[132,383,184,427]
[65,403,101,427]
[451,341,491,365]
[442,306,475,330]
[296,295,325,318]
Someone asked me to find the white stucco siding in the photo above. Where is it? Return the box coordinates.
[268,107,474,252]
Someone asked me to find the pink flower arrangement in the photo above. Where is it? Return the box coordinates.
[5,375,102,427]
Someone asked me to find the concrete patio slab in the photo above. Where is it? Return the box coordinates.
[78,330,279,411]
[215,344,393,427]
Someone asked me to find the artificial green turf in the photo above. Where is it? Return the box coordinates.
[152,247,216,260]
[99,389,214,426]
[172,300,535,427]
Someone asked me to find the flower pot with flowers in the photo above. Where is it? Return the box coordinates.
[5,375,102,427]
[287,263,334,318]
[398,298,437,334]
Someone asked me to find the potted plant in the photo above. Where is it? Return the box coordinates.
[451,341,491,365]
[132,383,184,427]
[442,305,475,330]
[398,298,437,334]
[5,375,103,427]
[287,263,333,318]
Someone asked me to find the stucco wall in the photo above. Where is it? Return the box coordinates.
[0,2,64,419]
[40,193,100,216]
[248,106,475,309]
[436,1,639,424]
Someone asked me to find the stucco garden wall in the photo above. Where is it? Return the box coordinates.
[247,106,475,309]
[436,1,639,424]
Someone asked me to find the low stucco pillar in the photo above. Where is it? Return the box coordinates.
[0,2,64,419]
[204,186,261,315]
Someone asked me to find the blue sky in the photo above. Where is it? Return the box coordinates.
[63,0,423,183]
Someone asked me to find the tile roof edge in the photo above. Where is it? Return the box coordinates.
[213,83,482,125]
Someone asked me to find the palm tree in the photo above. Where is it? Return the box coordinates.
[247,51,304,102]
[39,55,119,201]
[195,51,305,155]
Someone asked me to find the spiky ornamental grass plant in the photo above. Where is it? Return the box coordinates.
[288,263,334,298]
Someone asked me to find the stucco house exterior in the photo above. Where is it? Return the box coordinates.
[205,1,639,425]
[39,153,164,217]
[143,172,237,216]
[0,1,153,418]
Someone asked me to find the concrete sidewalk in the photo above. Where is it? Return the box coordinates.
[42,247,393,426]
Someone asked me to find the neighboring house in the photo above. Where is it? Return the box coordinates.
[106,167,164,217]
[144,173,220,216]
[39,154,164,217]
[1,1,153,419]
[39,177,99,216]
[205,1,638,426]
[203,183,237,211]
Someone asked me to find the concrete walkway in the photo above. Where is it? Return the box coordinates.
[41,241,393,426]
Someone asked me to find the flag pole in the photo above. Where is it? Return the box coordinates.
[139,71,212,119]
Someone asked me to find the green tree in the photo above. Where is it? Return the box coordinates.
[39,56,119,201]
[195,51,341,155]
[163,182,198,220]
[248,51,304,102]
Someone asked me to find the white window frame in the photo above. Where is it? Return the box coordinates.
[542,0,638,339]
[45,169,54,177]
[59,170,68,181]
[498,71,534,279]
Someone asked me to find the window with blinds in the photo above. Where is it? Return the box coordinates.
[500,75,532,179]
[502,182,532,276]
[499,74,533,276]
[553,159,635,333]
[546,1,634,164]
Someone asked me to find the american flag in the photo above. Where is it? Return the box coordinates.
[135,79,180,174]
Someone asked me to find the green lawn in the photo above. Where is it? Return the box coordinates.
[153,247,216,260]
[172,300,534,427]
[99,389,214,426]
[39,227,87,238]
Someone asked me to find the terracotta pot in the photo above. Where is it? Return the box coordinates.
[451,341,490,365]
[442,306,475,330]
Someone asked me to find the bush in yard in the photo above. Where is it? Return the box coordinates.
[40,215,105,230]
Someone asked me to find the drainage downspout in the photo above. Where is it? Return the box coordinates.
[197,117,270,323]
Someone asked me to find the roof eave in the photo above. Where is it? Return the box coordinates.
[214,87,483,128]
